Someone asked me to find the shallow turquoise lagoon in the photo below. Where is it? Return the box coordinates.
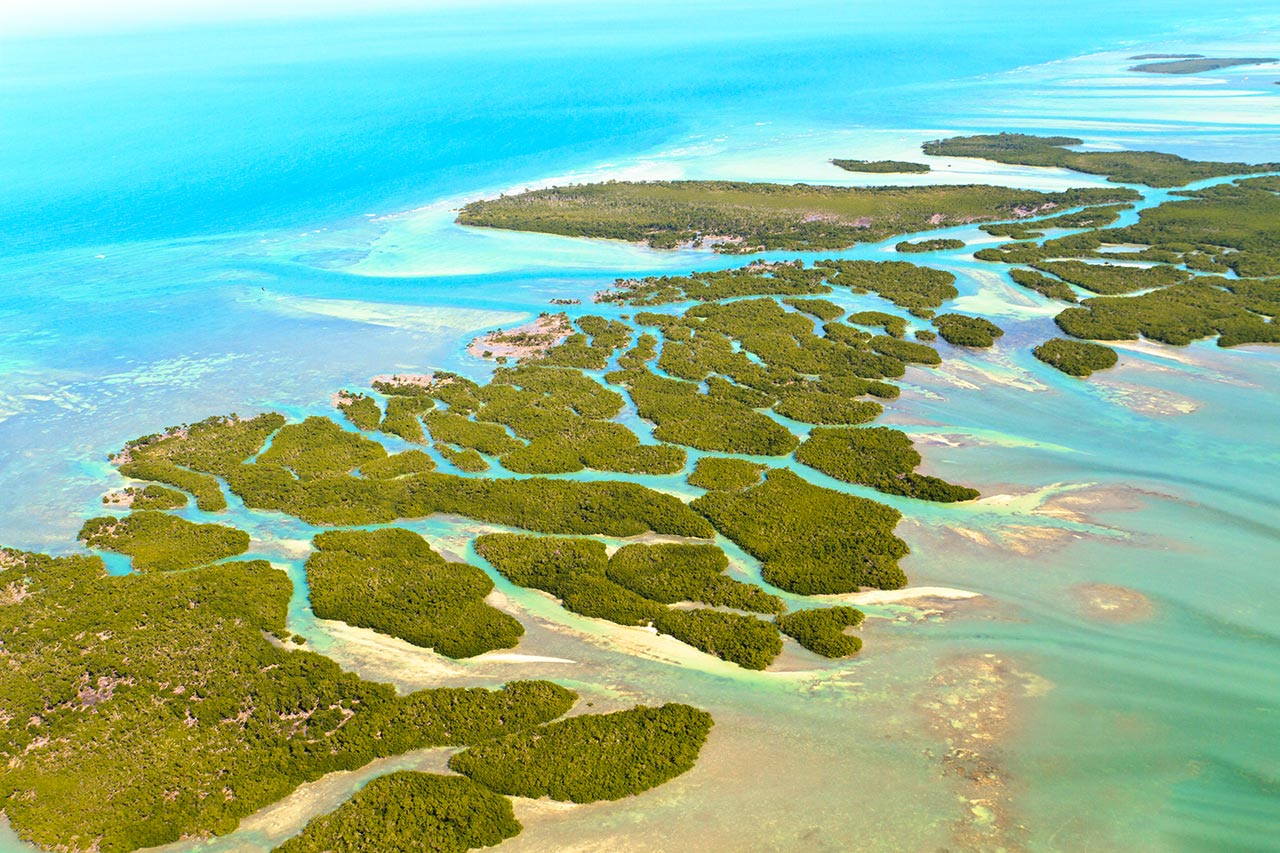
[2,2,1279,850]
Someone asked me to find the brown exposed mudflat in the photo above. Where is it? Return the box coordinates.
[1037,485,1150,523]
[949,523,1083,556]
[919,653,1049,851]
[1070,583,1154,623]
[369,373,438,391]
[468,313,572,360]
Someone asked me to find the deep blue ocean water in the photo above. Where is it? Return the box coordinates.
[3,0,1273,252]
[2,2,1279,850]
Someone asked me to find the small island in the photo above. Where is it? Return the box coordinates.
[1033,338,1119,377]
[1130,56,1277,75]
[777,606,866,657]
[896,237,965,253]
[932,313,1005,347]
[79,510,249,572]
[832,158,931,173]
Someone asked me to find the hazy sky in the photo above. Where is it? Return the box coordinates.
[0,0,539,36]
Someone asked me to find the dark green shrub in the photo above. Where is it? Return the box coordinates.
[335,393,381,431]
[78,511,249,572]
[932,314,1005,348]
[274,772,522,853]
[895,238,964,252]
[687,457,765,492]
[922,133,1271,187]
[607,543,783,614]
[795,426,979,502]
[448,704,713,803]
[777,606,865,657]
[1032,338,1119,377]
[692,469,908,595]
[307,528,523,658]
[653,608,782,670]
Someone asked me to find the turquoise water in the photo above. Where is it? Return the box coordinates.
[2,2,1280,850]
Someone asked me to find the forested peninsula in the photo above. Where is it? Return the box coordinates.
[456,180,1136,251]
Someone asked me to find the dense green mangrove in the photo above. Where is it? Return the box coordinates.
[1055,281,1280,347]
[1130,56,1276,74]
[1095,176,1280,279]
[922,133,1276,187]
[869,334,942,365]
[832,158,930,173]
[602,261,832,305]
[896,237,964,252]
[258,416,389,479]
[0,548,578,852]
[774,392,882,425]
[379,394,431,443]
[79,511,249,572]
[653,608,782,670]
[1031,260,1190,296]
[847,310,907,338]
[602,258,960,319]
[687,457,766,492]
[448,704,713,803]
[691,469,909,595]
[783,296,845,320]
[607,542,784,614]
[477,534,663,626]
[103,484,188,510]
[975,175,1280,351]
[426,409,520,456]
[818,259,960,314]
[458,179,1136,252]
[777,606,866,657]
[112,413,285,512]
[434,442,490,472]
[361,448,437,479]
[417,364,687,476]
[932,313,1005,348]
[795,426,980,502]
[114,410,711,535]
[613,368,799,456]
[335,392,382,432]
[115,459,227,512]
[981,203,1129,240]
[306,527,524,657]
[536,314,632,369]
[1009,268,1078,303]
[1032,338,1120,377]
[274,772,522,853]
[475,534,783,669]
